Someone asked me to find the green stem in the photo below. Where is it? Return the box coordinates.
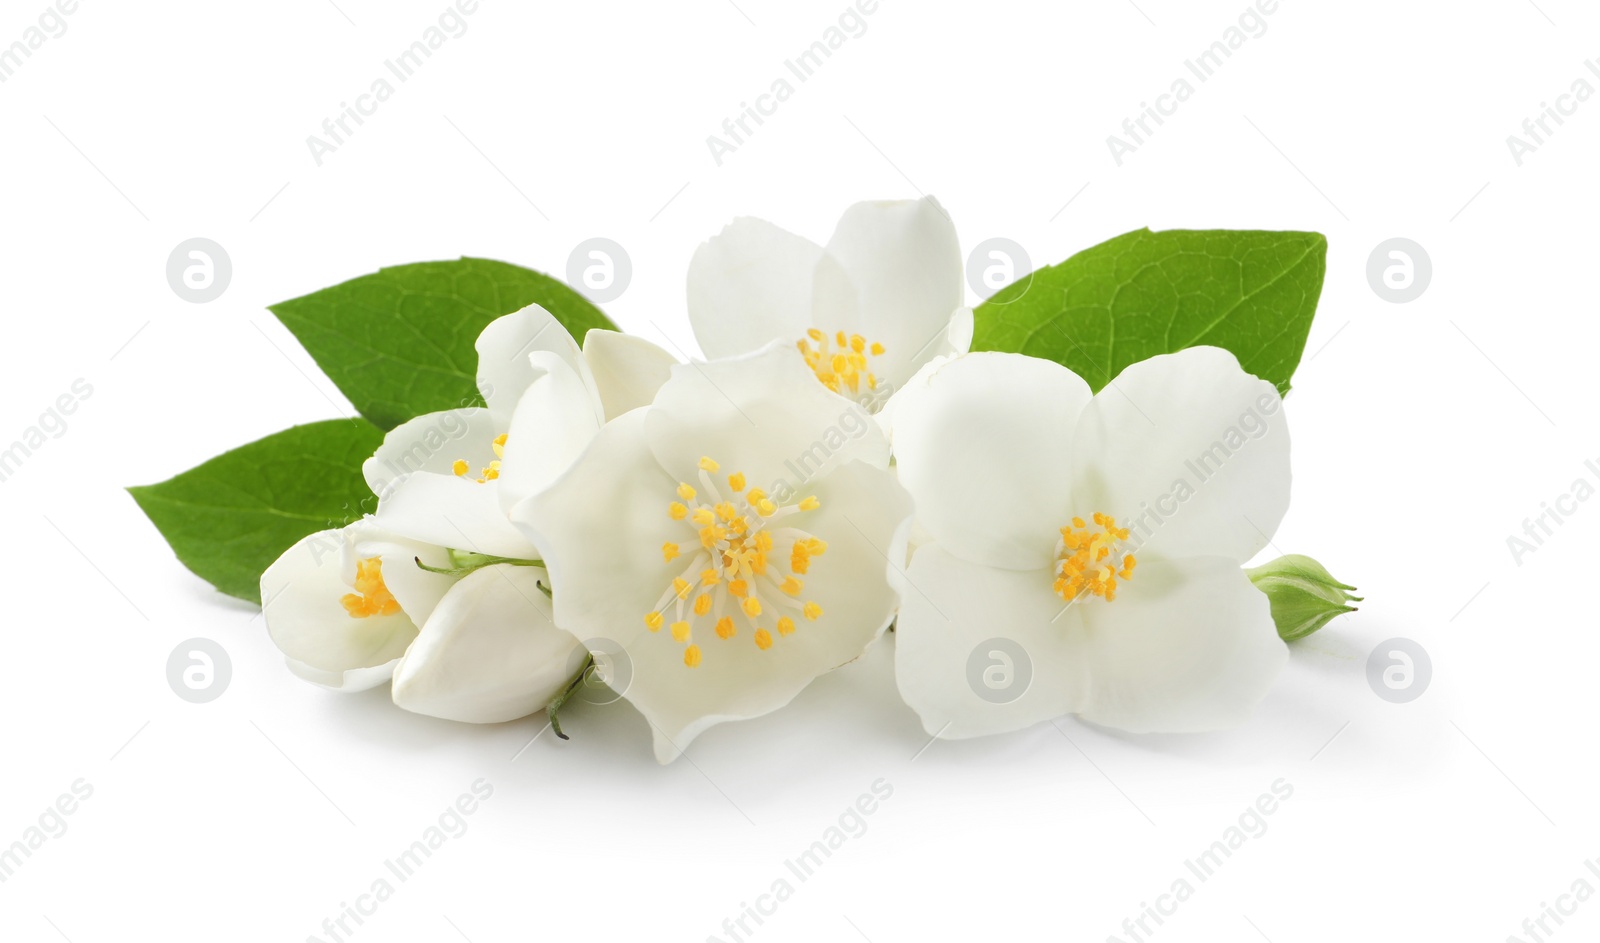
[546,655,594,742]
[414,549,544,578]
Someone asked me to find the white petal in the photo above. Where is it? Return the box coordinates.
[888,352,1092,571]
[362,407,496,501]
[687,217,823,360]
[260,529,417,691]
[495,350,604,516]
[945,306,975,357]
[582,329,677,420]
[391,565,583,723]
[1070,346,1291,563]
[643,341,890,491]
[893,543,1087,739]
[1074,556,1288,732]
[374,472,537,559]
[513,408,675,637]
[814,197,964,389]
[475,305,591,429]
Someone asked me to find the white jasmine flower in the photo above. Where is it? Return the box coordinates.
[513,342,914,762]
[887,347,1292,738]
[687,196,970,410]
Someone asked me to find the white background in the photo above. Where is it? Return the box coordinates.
[1,0,1596,940]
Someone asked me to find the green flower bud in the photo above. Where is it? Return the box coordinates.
[1245,554,1361,641]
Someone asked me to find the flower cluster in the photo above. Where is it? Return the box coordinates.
[261,197,1305,763]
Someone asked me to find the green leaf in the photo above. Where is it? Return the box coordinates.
[973,229,1327,395]
[128,420,385,604]
[269,258,617,430]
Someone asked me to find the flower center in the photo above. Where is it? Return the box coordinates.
[452,433,508,482]
[342,557,402,618]
[1052,513,1137,603]
[797,329,885,396]
[644,456,827,667]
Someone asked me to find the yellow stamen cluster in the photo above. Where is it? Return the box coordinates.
[452,433,508,483]
[341,557,402,618]
[1053,512,1137,603]
[643,456,827,667]
[797,329,885,395]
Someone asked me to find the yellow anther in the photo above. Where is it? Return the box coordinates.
[1054,511,1135,604]
[452,459,469,477]
[492,433,508,458]
[340,557,401,618]
[699,456,720,473]
[481,462,501,481]
[652,462,829,670]
[797,330,888,395]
